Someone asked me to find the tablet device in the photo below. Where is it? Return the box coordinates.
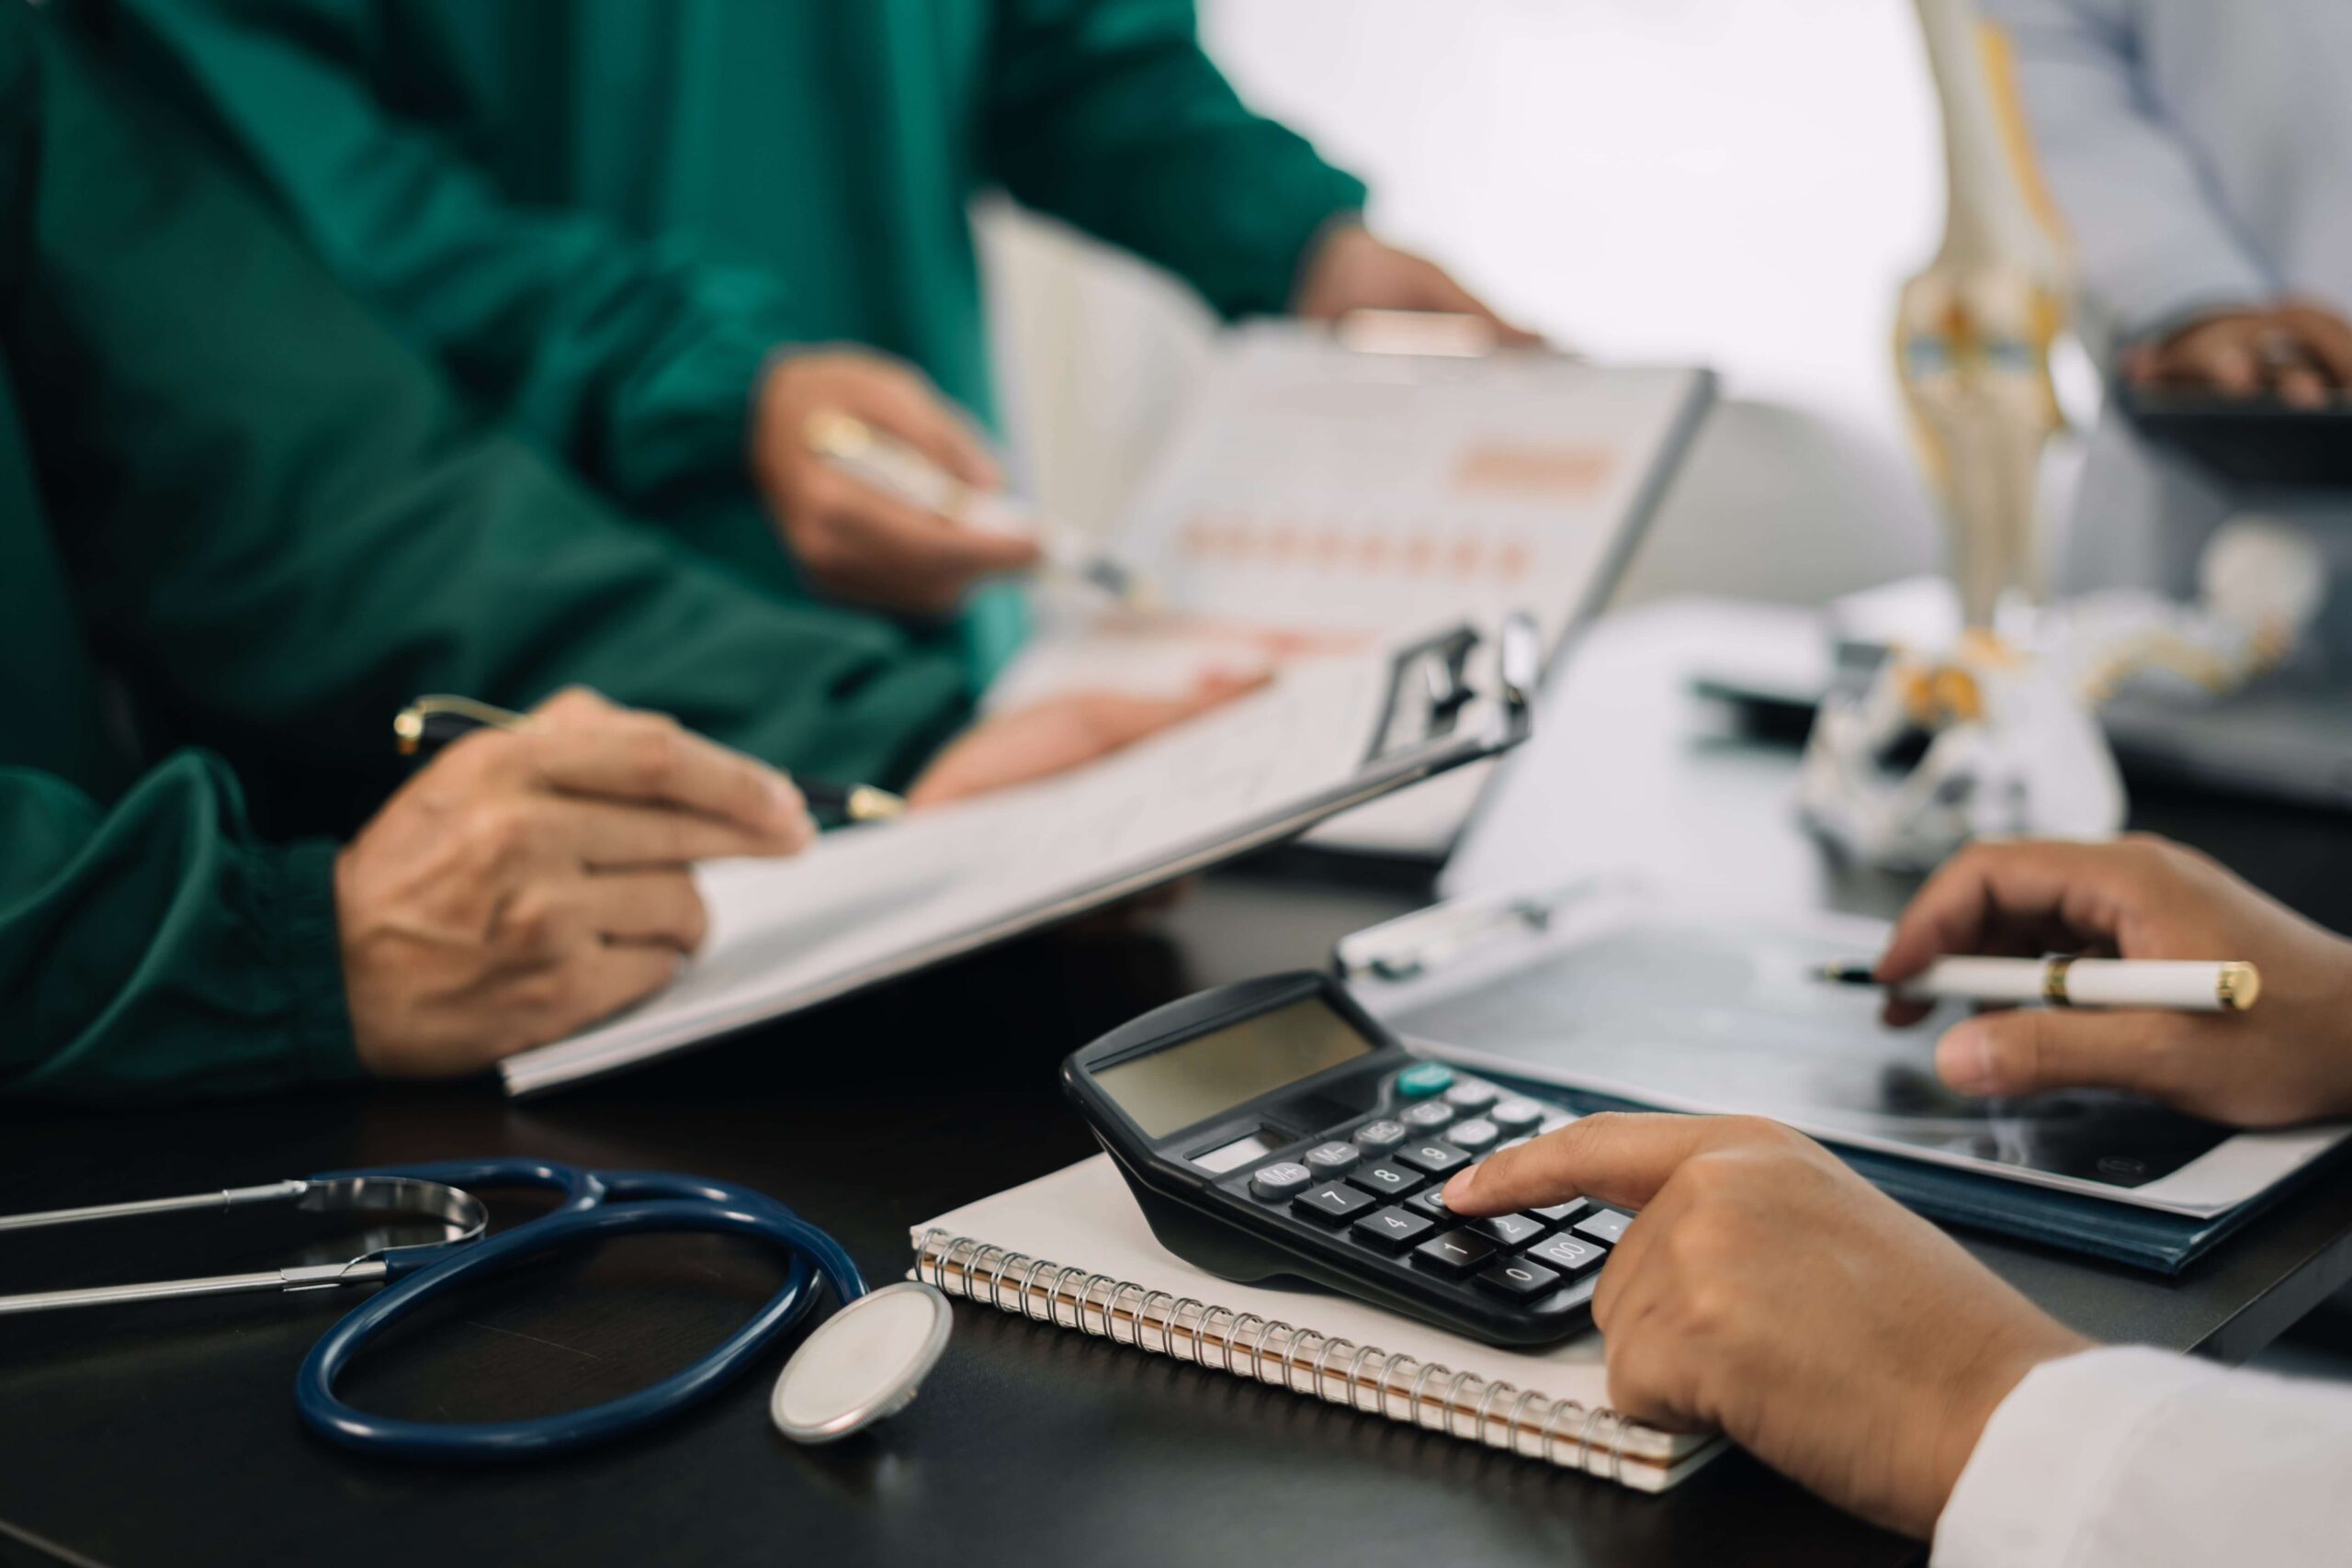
[2120,387,2352,490]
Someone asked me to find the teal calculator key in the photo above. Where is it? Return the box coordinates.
[1396,1063,1454,1099]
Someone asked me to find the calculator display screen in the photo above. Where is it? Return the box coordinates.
[1091,998,1374,1137]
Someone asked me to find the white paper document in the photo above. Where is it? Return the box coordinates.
[500,629,1530,1095]
[990,324,1713,858]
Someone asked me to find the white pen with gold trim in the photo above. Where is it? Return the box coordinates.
[1815,956,2260,1013]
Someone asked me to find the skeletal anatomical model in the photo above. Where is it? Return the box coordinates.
[1895,0,2073,626]
[1800,4,2325,870]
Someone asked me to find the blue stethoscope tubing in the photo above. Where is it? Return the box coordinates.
[292,1160,867,1461]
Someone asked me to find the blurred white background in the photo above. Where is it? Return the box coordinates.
[983,0,1958,606]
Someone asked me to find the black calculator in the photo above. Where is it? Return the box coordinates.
[1061,971,1624,1347]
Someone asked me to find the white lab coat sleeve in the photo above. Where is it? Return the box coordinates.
[1977,0,2273,355]
[1932,1344,2352,1568]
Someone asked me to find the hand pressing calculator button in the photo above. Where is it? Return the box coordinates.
[1064,971,1600,1347]
[1406,1187,1453,1222]
[1249,1162,1314,1201]
[1304,1141,1361,1175]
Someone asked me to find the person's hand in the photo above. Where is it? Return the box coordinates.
[335,688,815,1077]
[748,346,1041,614]
[2124,300,2352,409]
[1876,835,2352,1125]
[1292,222,1539,344]
[906,671,1266,807]
[1442,1114,2088,1539]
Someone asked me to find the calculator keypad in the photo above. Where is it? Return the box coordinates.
[1227,1071,1604,1337]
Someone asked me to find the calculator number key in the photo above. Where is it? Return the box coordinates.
[1350,1206,1436,1252]
[1249,1162,1315,1201]
[1527,1233,1607,1277]
[1468,1213,1546,1247]
[1347,1161,1427,1200]
[1293,1182,1376,1224]
[1442,1117,1499,1154]
[1476,1258,1562,1299]
[1412,1229,1498,1277]
[1303,1141,1361,1176]
[1394,1141,1471,1176]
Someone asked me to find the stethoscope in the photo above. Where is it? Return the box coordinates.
[0,1158,953,1457]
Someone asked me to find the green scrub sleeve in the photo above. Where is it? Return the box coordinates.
[983,0,1371,319]
[0,756,357,1100]
[19,16,973,813]
[100,0,803,514]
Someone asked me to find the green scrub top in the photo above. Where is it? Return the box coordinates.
[1,9,975,1100]
[97,0,1370,677]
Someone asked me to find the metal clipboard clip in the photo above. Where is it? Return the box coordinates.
[1334,876,1606,984]
[1363,613,1540,767]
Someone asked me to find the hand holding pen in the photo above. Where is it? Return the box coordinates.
[1855,836,2352,1127]
[345,688,817,1077]
[398,695,906,823]
[747,348,1045,615]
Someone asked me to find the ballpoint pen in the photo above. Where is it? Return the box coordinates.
[802,409,1159,610]
[391,695,906,823]
[1814,955,2261,1013]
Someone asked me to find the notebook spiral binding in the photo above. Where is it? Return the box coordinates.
[913,1227,1629,1482]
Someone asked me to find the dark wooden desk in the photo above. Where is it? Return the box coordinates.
[9,610,2352,1568]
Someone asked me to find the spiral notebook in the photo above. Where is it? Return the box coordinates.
[907,1156,1724,1493]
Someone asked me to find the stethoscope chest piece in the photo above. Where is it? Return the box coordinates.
[771,1281,954,1445]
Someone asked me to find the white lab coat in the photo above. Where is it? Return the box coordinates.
[1933,1346,2352,1566]
[1979,0,2352,646]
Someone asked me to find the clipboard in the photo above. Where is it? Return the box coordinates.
[497,615,1541,1096]
[987,320,1715,863]
[1333,880,2349,1236]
